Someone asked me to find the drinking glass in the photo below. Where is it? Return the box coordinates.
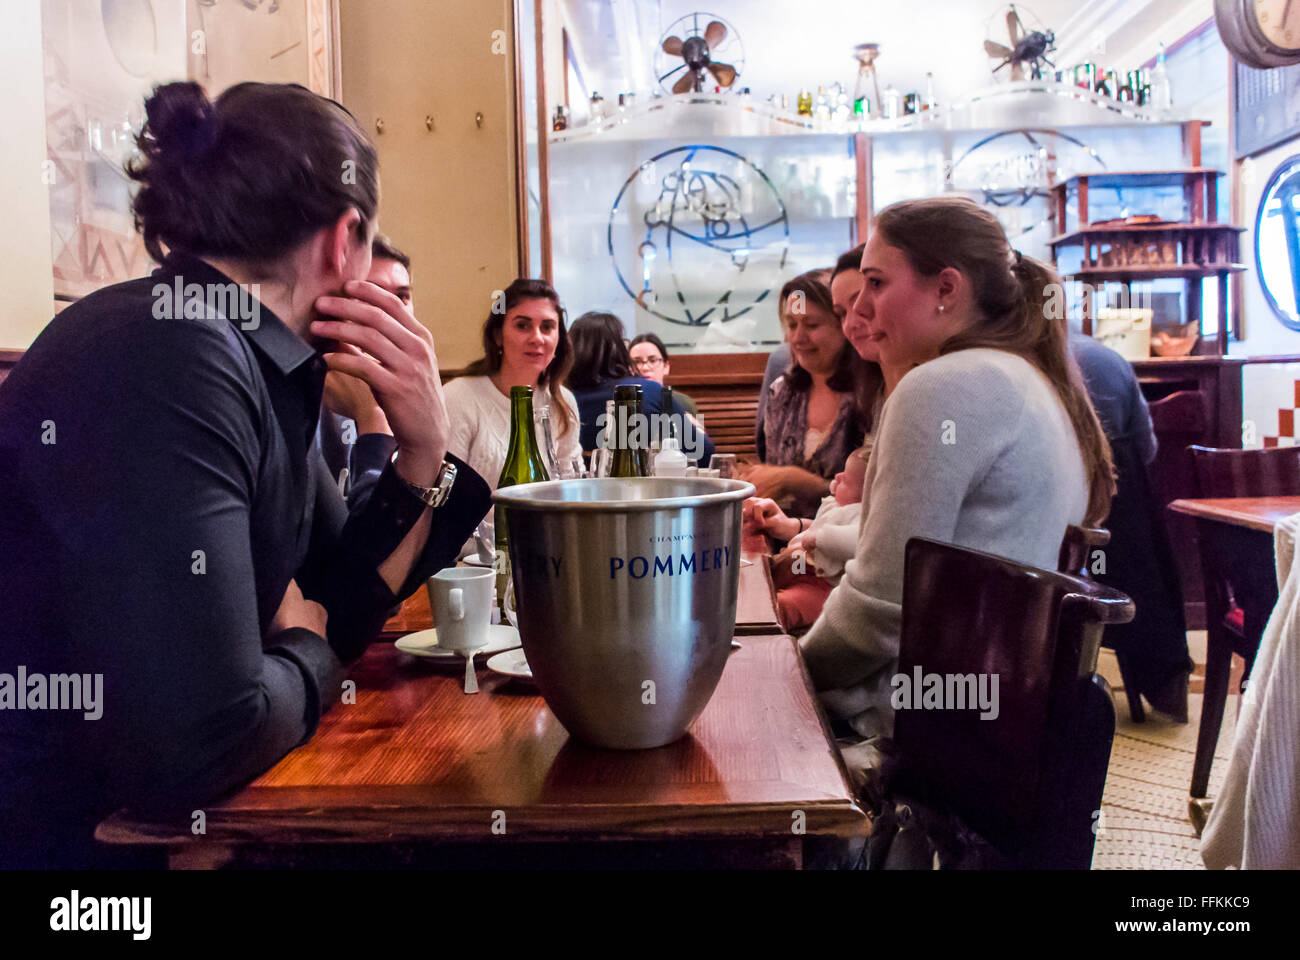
[709,454,738,479]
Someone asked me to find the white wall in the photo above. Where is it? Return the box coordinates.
[1,2,54,349]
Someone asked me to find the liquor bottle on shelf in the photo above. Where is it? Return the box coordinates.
[831,83,850,128]
[552,106,568,131]
[609,385,647,478]
[589,91,606,122]
[796,89,813,116]
[1121,71,1140,104]
[1150,42,1172,110]
[923,72,937,111]
[494,386,549,615]
[882,84,901,119]
[814,85,832,127]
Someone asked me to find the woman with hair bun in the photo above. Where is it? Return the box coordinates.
[781,196,1114,767]
[0,82,489,866]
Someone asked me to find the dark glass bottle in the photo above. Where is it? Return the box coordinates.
[609,384,646,478]
[495,386,549,606]
[633,385,651,476]
[661,386,677,443]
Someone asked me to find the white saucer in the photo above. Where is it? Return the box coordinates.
[486,648,533,680]
[460,553,495,568]
[395,624,520,660]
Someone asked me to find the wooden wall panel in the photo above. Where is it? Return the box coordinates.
[339,0,521,369]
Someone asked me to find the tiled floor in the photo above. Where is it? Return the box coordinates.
[1092,632,1239,870]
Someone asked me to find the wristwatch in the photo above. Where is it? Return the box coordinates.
[392,451,457,508]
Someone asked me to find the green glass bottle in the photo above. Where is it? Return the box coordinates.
[495,386,549,609]
[609,384,645,478]
[634,384,651,477]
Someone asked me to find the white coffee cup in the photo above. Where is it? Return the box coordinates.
[426,567,495,652]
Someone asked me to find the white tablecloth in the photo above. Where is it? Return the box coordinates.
[1202,511,1300,869]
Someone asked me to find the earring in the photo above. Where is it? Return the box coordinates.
[937,304,946,314]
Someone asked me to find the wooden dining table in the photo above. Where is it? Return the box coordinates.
[96,528,862,868]
[1167,496,1300,818]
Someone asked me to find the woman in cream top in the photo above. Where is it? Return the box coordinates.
[444,278,581,551]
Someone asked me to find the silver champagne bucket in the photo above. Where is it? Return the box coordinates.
[492,477,755,749]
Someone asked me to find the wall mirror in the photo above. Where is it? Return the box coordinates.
[1255,153,1300,332]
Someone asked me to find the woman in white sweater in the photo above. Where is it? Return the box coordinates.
[752,196,1115,751]
[444,279,582,549]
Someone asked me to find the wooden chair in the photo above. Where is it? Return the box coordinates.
[1058,525,1146,722]
[1186,445,1300,801]
[893,537,1135,869]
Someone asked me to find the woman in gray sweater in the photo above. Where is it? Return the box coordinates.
[750,196,1115,754]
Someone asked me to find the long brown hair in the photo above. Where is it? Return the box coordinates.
[779,272,859,395]
[463,278,574,437]
[873,196,1115,524]
[567,311,634,388]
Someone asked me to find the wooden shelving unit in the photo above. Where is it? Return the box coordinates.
[1048,168,1245,355]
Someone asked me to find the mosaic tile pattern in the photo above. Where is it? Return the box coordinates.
[1092,647,1236,871]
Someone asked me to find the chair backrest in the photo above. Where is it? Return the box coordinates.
[1058,525,1111,578]
[1189,444,1300,498]
[893,537,1134,868]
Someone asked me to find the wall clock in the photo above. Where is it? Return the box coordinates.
[1216,0,1300,68]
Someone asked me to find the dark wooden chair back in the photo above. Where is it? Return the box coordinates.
[893,537,1134,869]
[1059,525,1144,721]
[1188,444,1300,498]
[1058,525,1111,578]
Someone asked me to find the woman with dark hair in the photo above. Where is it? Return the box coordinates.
[627,333,699,418]
[0,82,489,867]
[743,271,867,518]
[567,311,714,463]
[443,278,581,541]
[774,196,1114,758]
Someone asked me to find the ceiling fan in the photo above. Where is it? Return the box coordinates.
[656,13,744,95]
[984,5,1056,81]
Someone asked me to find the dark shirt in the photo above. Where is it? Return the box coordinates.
[0,253,489,866]
[317,411,396,508]
[570,376,715,464]
[1069,334,1157,465]
[1068,334,1189,692]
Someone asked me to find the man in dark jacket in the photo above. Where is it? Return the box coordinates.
[1071,334,1193,721]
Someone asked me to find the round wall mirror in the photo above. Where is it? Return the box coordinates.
[1255,153,1300,333]
[101,0,157,79]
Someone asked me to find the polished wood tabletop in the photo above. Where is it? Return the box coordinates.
[97,633,866,865]
[1168,496,1300,534]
